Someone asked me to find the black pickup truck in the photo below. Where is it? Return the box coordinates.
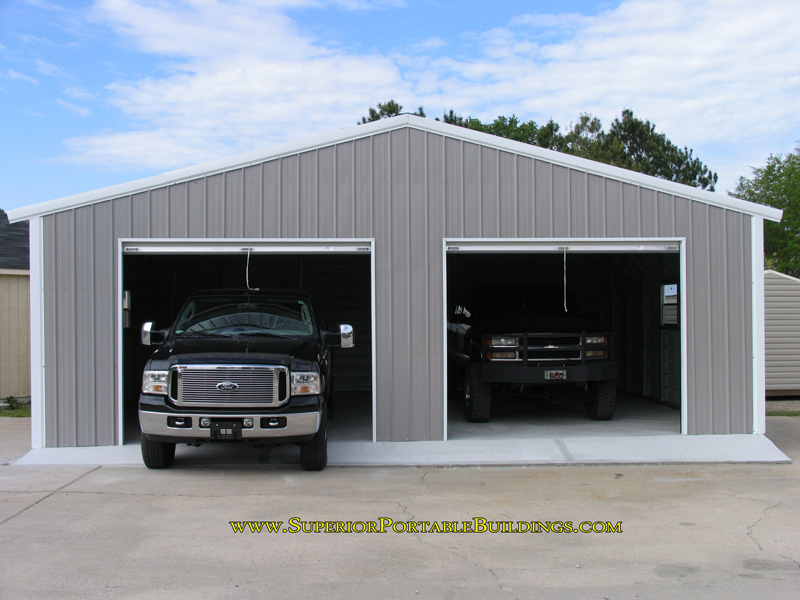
[448,285,617,422]
[138,289,353,471]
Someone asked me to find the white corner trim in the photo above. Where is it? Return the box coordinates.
[28,217,45,449]
[679,239,688,436]
[752,218,766,434]
[116,238,125,446]
[441,238,449,442]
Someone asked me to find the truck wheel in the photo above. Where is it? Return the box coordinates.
[140,433,176,469]
[300,406,328,471]
[465,366,492,423]
[585,380,616,420]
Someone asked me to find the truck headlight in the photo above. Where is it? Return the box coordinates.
[291,372,320,395]
[585,336,607,345]
[142,370,169,395]
[586,350,608,358]
[488,337,519,347]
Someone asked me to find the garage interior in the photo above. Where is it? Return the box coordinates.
[121,250,374,443]
[445,250,682,440]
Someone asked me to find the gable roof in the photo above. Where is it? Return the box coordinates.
[0,209,30,270]
[7,115,783,223]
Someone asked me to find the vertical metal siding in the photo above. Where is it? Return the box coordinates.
[426,133,445,438]
[40,124,757,446]
[764,271,800,393]
[389,129,411,440]
[409,129,431,439]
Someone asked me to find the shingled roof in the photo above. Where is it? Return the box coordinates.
[0,209,30,270]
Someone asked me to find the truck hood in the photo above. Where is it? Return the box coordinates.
[149,335,320,366]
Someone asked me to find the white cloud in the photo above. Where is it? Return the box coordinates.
[35,58,67,77]
[55,98,91,117]
[409,37,446,53]
[59,0,800,193]
[6,69,39,84]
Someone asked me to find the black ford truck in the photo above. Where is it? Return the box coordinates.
[138,289,353,471]
[448,285,617,422]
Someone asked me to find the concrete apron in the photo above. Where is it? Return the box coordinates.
[10,394,791,466]
[12,433,790,467]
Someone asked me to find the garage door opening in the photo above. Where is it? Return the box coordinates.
[119,241,374,448]
[444,241,683,440]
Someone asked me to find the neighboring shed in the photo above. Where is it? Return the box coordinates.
[6,116,783,450]
[764,270,800,397]
[0,209,31,398]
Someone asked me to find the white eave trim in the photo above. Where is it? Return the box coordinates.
[764,269,800,285]
[7,115,784,224]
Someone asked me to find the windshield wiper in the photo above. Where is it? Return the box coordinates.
[178,331,234,338]
[236,332,300,339]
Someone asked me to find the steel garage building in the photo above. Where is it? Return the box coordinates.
[8,115,783,450]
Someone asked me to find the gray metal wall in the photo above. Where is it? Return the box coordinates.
[764,271,800,394]
[40,125,754,446]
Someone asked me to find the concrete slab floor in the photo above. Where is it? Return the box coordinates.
[1,415,799,599]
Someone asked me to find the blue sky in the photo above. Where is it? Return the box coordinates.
[2,0,799,211]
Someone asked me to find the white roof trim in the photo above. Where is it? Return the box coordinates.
[764,269,800,284]
[7,114,783,223]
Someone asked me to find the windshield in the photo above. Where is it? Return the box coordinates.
[473,285,583,319]
[172,296,315,338]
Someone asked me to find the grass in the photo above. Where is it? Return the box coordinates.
[0,405,31,418]
[766,410,800,417]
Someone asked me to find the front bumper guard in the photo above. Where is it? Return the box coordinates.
[139,409,320,440]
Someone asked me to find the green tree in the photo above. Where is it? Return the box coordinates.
[441,107,717,191]
[360,100,425,124]
[596,109,718,191]
[441,111,563,150]
[732,148,800,277]
[360,102,717,191]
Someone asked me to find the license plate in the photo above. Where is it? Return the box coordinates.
[545,369,567,381]
[211,421,242,440]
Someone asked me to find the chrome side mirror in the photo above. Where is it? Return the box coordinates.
[141,322,158,346]
[339,324,354,349]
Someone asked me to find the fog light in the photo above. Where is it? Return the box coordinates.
[488,351,517,360]
[243,418,254,428]
[200,418,211,428]
[586,350,608,358]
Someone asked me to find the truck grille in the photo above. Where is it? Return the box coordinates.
[170,365,288,408]
[527,335,581,361]
[484,333,609,364]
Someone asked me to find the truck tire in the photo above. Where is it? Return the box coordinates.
[585,380,616,420]
[465,366,492,423]
[300,405,328,471]
[141,433,176,469]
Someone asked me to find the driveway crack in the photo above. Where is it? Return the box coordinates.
[0,466,102,526]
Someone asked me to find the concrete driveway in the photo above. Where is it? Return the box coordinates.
[1,416,799,599]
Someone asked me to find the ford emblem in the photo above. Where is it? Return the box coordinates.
[216,381,239,391]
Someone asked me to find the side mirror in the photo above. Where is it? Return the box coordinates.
[141,322,165,346]
[339,324,354,349]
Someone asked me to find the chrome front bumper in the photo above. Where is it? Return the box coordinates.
[139,410,320,439]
